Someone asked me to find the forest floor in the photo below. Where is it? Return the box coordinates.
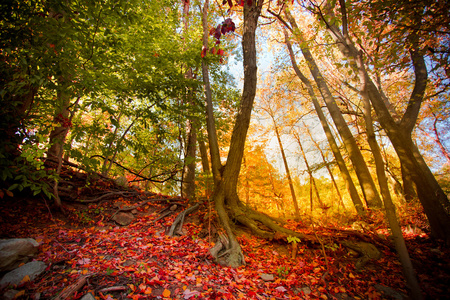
[0,172,449,299]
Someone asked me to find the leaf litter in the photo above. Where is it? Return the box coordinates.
[0,186,449,299]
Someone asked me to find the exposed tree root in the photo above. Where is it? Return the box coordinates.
[231,202,318,243]
[169,202,200,236]
[209,233,246,267]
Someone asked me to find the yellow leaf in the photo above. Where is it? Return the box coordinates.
[81,269,89,275]
[129,284,136,292]
[139,283,146,291]
[162,289,171,298]
[349,273,355,279]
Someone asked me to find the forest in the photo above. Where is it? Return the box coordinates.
[0,0,449,299]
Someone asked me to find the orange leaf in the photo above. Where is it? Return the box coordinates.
[349,273,355,279]
[144,287,152,294]
[20,275,30,284]
[15,291,25,298]
[162,289,171,298]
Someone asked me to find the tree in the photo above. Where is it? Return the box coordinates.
[281,8,383,209]
[201,0,317,267]
[257,89,301,218]
[292,129,323,210]
[282,28,365,215]
[317,0,450,243]
[303,123,345,210]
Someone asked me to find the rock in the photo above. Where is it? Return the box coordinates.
[0,238,39,272]
[80,293,96,300]
[112,212,135,226]
[3,289,21,300]
[0,261,46,288]
[114,176,128,187]
[260,273,275,281]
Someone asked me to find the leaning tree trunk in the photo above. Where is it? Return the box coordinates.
[284,9,382,209]
[304,123,345,209]
[323,0,450,243]
[292,130,323,209]
[272,119,301,218]
[359,53,423,298]
[283,29,365,215]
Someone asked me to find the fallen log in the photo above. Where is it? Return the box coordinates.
[55,275,91,300]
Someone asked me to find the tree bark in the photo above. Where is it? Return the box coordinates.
[358,50,423,298]
[401,164,417,202]
[180,0,197,202]
[201,4,222,187]
[47,88,71,162]
[272,118,301,218]
[322,0,450,243]
[284,9,382,209]
[292,131,323,209]
[304,124,345,209]
[283,29,365,215]
[182,120,197,201]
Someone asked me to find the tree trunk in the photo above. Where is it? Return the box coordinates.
[359,52,423,298]
[198,135,210,173]
[47,89,71,162]
[284,9,383,209]
[323,0,450,243]
[273,120,301,218]
[305,124,345,209]
[182,120,197,201]
[401,164,417,202]
[201,10,221,186]
[180,0,197,202]
[283,29,365,215]
[292,131,323,209]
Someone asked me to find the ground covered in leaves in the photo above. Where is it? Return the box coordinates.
[0,177,449,299]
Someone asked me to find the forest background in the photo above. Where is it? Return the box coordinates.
[1,0,450,298]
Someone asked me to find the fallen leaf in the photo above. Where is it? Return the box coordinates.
[162,289,171,298]
[20,275,30,283]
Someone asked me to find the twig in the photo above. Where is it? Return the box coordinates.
[98,286,127,293]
